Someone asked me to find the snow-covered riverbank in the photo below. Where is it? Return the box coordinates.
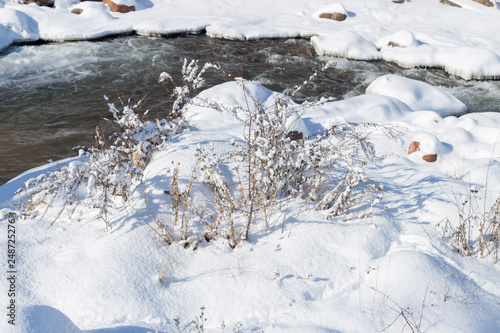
[2,66,500,332]
[2,1,500,332]
[1,0,500,79]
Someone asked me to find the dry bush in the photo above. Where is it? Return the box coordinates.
[192,77,388,245]
[440,185,500,263]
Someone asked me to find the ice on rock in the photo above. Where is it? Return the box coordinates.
[366,74,467,117]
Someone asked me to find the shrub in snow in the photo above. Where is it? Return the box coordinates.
[14,59,387,250]
[440,187,500,263]
[15,91,185,230]
[159,59,221,120]
[14,59,220,234]
[192,75,387,245]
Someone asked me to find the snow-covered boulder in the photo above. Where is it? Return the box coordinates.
[378,30,419,49]
[311,31,381,60]
[316,3,348,21]
[103,0,135,13]
[366,74,467,117]
[407,132,446,162]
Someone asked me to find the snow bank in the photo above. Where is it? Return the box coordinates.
[311,32,381,60]
[1,0,500,78]
[366,74,467,117]
[2,74,500,332]
[0,8,38,51]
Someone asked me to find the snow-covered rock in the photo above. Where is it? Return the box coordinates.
[311,31,381,60]
[378,30,419,49]
[315,3,348,21]
[103,0,135,13]
[407,132,447,162]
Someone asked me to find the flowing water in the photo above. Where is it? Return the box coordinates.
[1,34,500,185]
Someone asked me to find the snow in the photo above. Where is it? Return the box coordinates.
[366,74,467,117]
[3,71,500,332]
[2,1,500,333]
[311,32,382,60]
[0,0,499,77]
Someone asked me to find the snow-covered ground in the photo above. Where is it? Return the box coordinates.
[1,0,500,78]
[2,1,500,332]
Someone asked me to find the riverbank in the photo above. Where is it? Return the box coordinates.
[1,0,500,79]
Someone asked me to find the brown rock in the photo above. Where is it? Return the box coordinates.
[24,0,54,7]
[286,131,303,141]
[440,0,462,7]
[103,0,135,13]
[392,0,405,3]
[408,141,420,154]
[71,8,83,15]
[473,0,494,7]
[422,154,438,162]
[319,12,347,21]
[388,41,403,48]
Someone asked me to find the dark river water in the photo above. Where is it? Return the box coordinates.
[1,34,500,185]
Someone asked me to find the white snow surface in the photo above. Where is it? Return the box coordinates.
[2,73,500,332]
[0,0,500,78]
[2,1,500,332]
[366,74,468,117]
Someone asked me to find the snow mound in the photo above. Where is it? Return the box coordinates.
[0,8,39,50]
[186,80,309,137]
[366,74,467,117]
[378,30,419,49]
[311,32,381,60]
[307,94,412,127]
[19,305,81,333]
